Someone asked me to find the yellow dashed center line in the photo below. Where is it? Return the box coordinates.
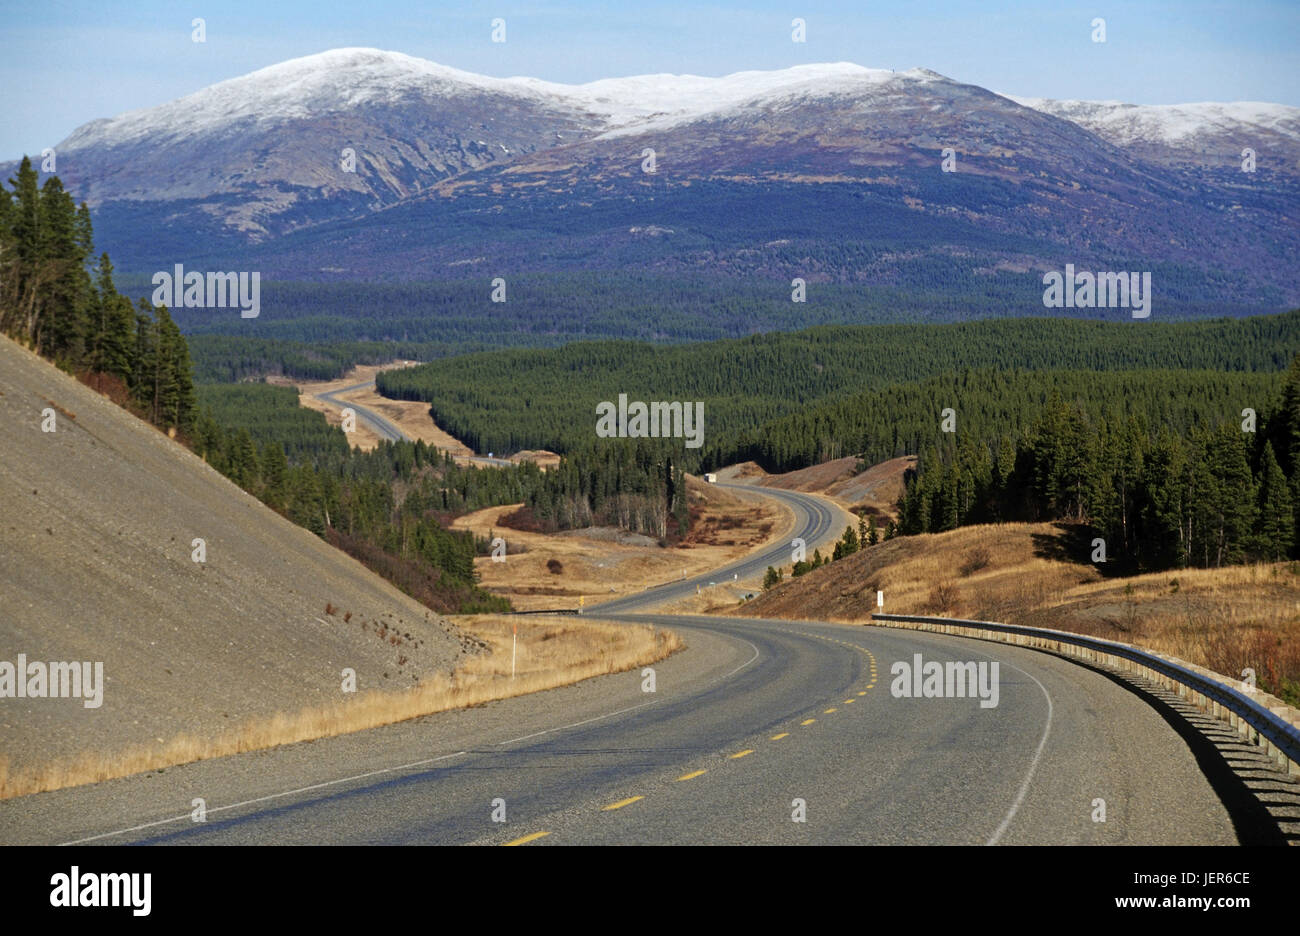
[770,732,789,740]
[824,707,837,713]
[843,699,855,704]
[729,749,755,759]
[503,831,550,846]
[601,795,644,811]
[857,691,868,696]
[675,769,707,782]
[801,718,816,726]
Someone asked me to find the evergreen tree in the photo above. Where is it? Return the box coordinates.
[261,442,289,510]
[1255,442,1294,561]
[86,253,134,381]
[1202,425,1256,567]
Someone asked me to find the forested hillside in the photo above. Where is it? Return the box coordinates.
[376,312,1300,461]
[893,359,1300,571]
[0,156,196,433]
[149,270,1287,384]
[724,368,1281,473]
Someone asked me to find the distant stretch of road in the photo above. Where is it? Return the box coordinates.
[591,483,840,613]
[316,380,513,466]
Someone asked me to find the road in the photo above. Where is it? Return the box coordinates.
[0,609,1264,845]
[316,380,513,467]
[590,482,842,613]
[3,472,1287,844]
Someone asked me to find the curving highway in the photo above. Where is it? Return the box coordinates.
[317,380,407,443]
[0,610,1263,845]
[0,484,1289,845]
[590,482,842,613]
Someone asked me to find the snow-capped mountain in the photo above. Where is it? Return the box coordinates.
[29,48,1299,230]
[42,49,609,235]
[1006,95,1300,170]
[8,48,1297,308]
[39,51,956,239]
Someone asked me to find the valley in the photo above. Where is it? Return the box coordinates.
[3,19,1299,864]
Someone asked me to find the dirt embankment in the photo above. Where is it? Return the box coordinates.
[0,337,474,785]
[0,337,683,798]
[724,455,915,519]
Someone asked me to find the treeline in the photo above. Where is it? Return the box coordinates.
[191,384,533,612]
[195,384,352,466]
[199,381,693,552]
[729,367,1280,474]
[0,157,196,432]
[375,312,1300,463]
[185,335,459,383]
[896,359,1300,570]
[509,439,690,541]
[152,264,1276,384]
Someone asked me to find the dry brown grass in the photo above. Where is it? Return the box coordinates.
[0,616,682,800]
[741,522,1300,703]
[453,485,800,612]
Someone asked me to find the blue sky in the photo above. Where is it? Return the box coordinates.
[4,0,1298,159]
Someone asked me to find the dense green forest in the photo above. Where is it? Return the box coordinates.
[186,335,452,383]
[894,359,1300,571]
[724,368,1282,473]
[375,312,1300,465]
[510,438,691,540]
[0,156,197,433]
[134,266,1277,384]
[196,381,690,543]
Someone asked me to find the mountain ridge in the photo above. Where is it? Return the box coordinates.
[8,48,1297,311]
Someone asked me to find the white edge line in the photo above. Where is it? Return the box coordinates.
[59,615,766,844]
[985,662,1054,846]
[57,750,468,846]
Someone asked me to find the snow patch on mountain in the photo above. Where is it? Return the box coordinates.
[590,64,939,138]
[1006,95,1300,146]
[55,49,922,151]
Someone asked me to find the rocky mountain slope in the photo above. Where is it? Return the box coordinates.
[7,49,1298,308]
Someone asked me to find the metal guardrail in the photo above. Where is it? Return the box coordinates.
[871,613,1300,776]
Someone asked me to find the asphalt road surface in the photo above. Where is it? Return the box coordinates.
[0,455,1290,845]
[590,483,839,614]
[2,609,1273,845]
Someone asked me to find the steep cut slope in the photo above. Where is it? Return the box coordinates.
[0,335,469,775]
